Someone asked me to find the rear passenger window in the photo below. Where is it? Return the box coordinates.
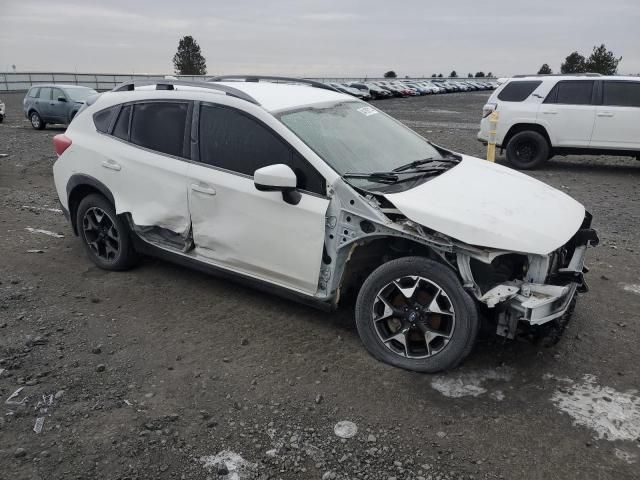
[38,87,52,100]
[603,81,640,107]
[93,107,116,133]
[545,81,594,105]
[130,102,188,158]
[497,81,542,102]
[199,104,325,194]
[112,105,131,141]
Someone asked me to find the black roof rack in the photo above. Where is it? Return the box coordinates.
[208,75,341,93]
[111,79,260,105]
[512,73,602,78]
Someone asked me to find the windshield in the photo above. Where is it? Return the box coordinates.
[65,86,98,102]
[278,101,442,175]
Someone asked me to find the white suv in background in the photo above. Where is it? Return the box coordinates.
[478,74,640,169]
[52,76,598,373]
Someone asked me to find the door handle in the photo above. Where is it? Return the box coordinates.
[542,111,558,115]
[597,112,614,117]
[101,160,121,171]
[190,184,216,196]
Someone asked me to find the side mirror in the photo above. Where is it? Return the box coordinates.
[57,96,67,102]
[254,164,301,205]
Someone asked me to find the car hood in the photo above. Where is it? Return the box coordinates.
[384,155,585,255]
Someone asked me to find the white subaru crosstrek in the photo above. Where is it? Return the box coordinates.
[478,74,640,169]
[52,76,598,372]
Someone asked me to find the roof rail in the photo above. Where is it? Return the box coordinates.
[512,73,602,78]
[111,79,260,105]
[208,75,341,93]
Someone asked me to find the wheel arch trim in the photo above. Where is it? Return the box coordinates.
[502,123,553,149]
[66,174,116,235]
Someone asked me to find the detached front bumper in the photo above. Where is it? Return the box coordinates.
[505,282,578,325]
[485,220,598,335]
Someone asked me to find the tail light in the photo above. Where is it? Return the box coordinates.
[482,103,497,118]
[53,134,72,156]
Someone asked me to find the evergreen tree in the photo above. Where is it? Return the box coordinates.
[173,36,207,75]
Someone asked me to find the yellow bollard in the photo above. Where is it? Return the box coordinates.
[486,110,499,162]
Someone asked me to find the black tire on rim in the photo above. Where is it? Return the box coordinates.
[505,130,550,170]
[75,193,138,271]
[30,111,46,130]
[355,257,479,373]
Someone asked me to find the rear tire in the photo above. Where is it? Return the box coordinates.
[355,257,479,373]
[506,131,549,170]
[30,111,45,130]
[76,194,138,271]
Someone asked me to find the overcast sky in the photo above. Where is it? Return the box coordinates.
[2,0,639,77]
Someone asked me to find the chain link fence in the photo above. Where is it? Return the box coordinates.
[0,72,492,92]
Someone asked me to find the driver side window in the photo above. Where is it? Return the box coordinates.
[52,88,65,102]
[198,104,325,195]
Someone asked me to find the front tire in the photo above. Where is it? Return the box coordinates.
[355,257,479,373]
[30,111,46,130]
[76,194,138,271]
[505,131,549,170]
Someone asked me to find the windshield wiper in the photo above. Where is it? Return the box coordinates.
[343,172,400,184]
[393,157,459,172]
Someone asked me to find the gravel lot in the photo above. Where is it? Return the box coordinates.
[1,90,639,480]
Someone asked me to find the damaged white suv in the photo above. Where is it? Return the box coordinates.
[52,76,598,372]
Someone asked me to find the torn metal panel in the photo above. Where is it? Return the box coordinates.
[322,178,457,301]
[480,284,520,308]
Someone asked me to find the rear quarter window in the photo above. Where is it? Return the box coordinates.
[93,107,117,133]
[497,81,542,102]
[112,105,131,141]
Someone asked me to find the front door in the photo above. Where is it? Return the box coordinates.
[51,87,71,123]
[187,103,329,295]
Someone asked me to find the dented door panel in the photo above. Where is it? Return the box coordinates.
[187,164,330,295]
[110,144,191,235]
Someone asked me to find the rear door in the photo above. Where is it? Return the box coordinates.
[95,101,192,236]
[187,102,329,295]
[537,80,596,147]
[590,80,640,150]
[36,87,53,121]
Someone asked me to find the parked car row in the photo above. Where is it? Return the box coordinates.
[327,79,498,100]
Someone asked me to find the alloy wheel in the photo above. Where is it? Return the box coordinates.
[515,140,537,162]
[372,275,456,359]
[82,207,120,262]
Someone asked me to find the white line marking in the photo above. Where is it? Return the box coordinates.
[22,205,63,214]
[25,227,64,238]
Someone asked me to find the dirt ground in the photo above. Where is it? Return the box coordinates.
[1,90,639,480]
